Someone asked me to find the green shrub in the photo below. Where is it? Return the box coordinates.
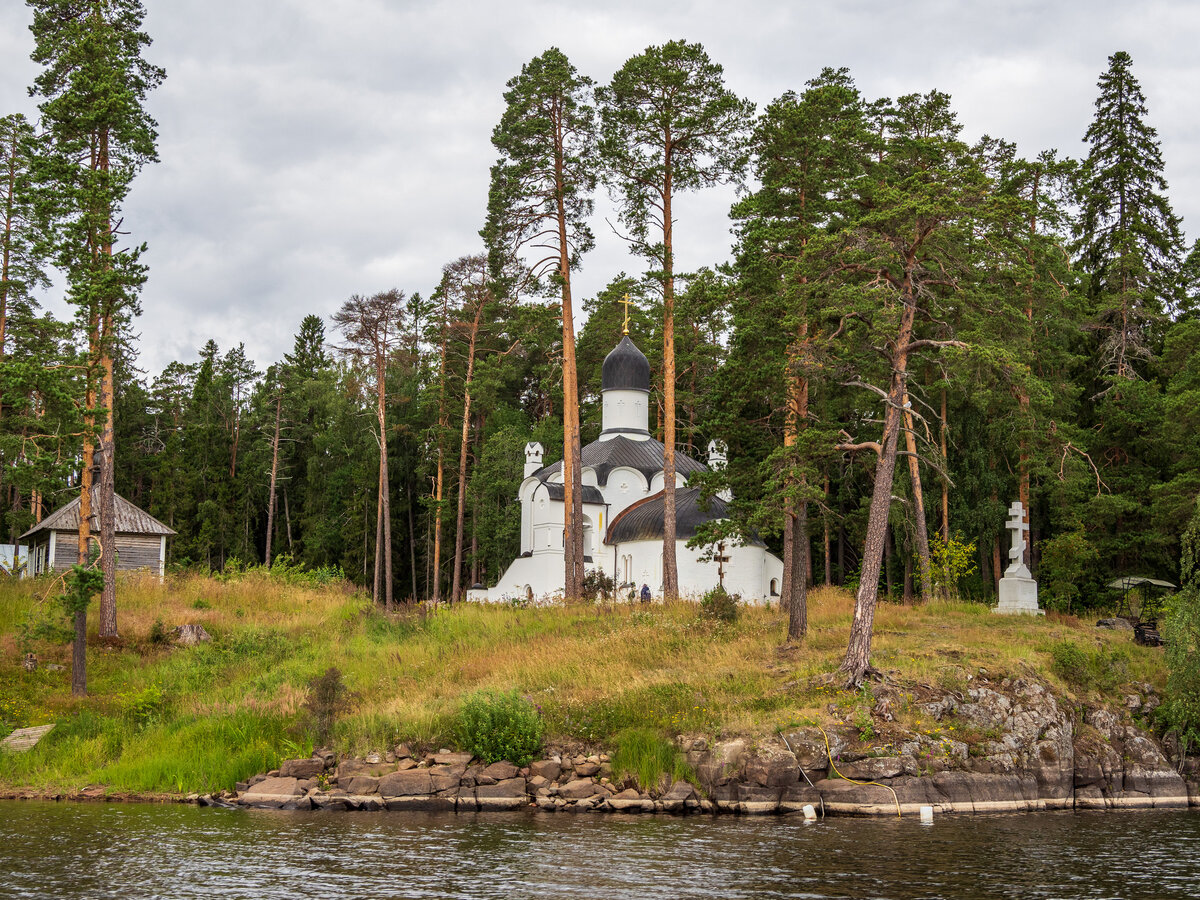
[121,683,168,727]
[699,585,739,623]
[454,690,544,766]
[149,618,171,646]
[1039,526,1100,613]
[582,569,615,603]
[610,727,694,792]
[927,533,978,599]
[1050,641,1088,686]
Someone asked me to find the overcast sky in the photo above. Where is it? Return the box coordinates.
[1,0,1197,378]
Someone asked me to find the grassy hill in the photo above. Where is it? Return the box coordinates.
[0,570,1166,796]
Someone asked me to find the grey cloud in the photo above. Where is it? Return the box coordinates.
[1,1,1196,376]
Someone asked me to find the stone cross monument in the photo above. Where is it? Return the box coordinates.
[995,500,1042,615]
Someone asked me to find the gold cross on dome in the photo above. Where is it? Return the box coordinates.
[621,294,631,335]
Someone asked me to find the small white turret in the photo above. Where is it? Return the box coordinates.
[524,442,544,478]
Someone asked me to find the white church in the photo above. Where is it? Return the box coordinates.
[472,333,784,603]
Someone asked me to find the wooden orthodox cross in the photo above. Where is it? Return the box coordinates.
[716,541,731,586]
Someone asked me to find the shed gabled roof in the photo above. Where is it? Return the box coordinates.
[20,491,176,540]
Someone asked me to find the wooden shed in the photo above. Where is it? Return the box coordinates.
[20,491,176,577]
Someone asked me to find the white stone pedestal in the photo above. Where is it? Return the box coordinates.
[995,574,1043,615]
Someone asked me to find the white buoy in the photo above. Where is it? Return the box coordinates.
[802,804,817,820]
[920,805,934,823]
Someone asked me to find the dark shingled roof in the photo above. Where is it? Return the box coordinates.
[542,483,606,505]
[20,491,176,540]
[602,335,651,393]
[537,434,707,488]
[605,487,764,546]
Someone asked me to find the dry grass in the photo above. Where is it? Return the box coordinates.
[0,574,1169,793]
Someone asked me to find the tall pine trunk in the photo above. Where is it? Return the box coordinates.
[450,303,483,604]
[841,285,916,684]
[265,388,282,566]
[432,298,451,605]
[940,388,950,543]
[407,482,418,603]
[374,465,384,602]
[96,124,118,639]
[661,163,678,601]
[902,392,932,601]
[376,351,393,611]
[554,123,586,601]
[74,395,96,696]
[781,330,809,639]
[97,339,117,636]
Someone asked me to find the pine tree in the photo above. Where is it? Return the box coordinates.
[829,91,1014,684]
[727,69,871,637]
[28,0,164,637]
[333,290,407,609]
[598,40,753,600]
[483,47,596,602]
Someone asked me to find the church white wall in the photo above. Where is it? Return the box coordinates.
[614,539,784,604]
[518,476,542,553]
[488,500,611,602]
[529,484,563,554]
[603,466,650,519]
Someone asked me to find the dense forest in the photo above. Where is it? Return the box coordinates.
[2,6,1197,621]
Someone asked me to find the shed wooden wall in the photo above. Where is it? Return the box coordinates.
[49,531,164,576]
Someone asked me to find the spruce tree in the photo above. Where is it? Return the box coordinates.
[1076,50,1184,381]
[0,113,51,538]
[1074,51,1185,579]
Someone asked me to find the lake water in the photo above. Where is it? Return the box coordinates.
[2,801,1198,899]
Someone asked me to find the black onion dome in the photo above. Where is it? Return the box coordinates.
[601,335,651,393]
[606,487,763,546]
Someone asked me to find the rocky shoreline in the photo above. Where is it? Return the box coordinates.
[6,675,1197,816]
[214,675,1199,817]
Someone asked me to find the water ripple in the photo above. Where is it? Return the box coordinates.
[3,802,1199,899]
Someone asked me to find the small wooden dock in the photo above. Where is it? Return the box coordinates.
[0,724,54,752]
